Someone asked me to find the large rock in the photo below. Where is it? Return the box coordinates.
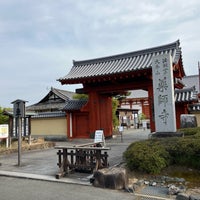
[176,193,189,200]
[180,114,197,128]
[92,167,128,190]
[190,194,200,200]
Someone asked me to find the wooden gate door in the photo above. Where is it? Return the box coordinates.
[75,113,89,138]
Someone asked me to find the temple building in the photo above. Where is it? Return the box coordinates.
[26,87,74,140]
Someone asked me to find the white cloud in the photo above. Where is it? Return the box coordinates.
[0,0,200,107]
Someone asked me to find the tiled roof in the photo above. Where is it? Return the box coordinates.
[59,40,184,84]
[3,110,36,117]
[188,103,200,112]
[63,99,88,111]
[175,86,198,103]
[182,75,199,93]
[27,87,75,112]
[32,111,66,119]
[129,90,148,98]
[27,102,67,112]
[38,87,75,103]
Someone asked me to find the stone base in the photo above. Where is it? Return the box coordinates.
[150,131,184,138]
[92,167,128,190]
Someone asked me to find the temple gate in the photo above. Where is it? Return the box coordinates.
[59,40,185,138]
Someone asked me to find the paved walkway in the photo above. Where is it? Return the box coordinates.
[0,128,150,185]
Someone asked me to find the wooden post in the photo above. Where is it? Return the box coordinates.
[8,116,13,148]
[11,99,27,166]
[28,117,31,145]
[18,117,22,166]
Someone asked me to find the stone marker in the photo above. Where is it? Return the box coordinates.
[152,54,176,133]
[180,114,197,128]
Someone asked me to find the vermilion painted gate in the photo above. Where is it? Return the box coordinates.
[60,40,186,138]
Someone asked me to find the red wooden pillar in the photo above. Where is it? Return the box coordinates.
[129,100,133,109]
[148,84,155,132]
[88,91,113,137]
[175,103,188,129]
[99,95,113,137]
[88,91,101,135]
[141,100,145,114]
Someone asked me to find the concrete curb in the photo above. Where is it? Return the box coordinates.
[0,170,91,186]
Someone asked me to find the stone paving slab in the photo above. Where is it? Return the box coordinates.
[0,129,150,184]
[135,186,174,200]
[0,170,91,186]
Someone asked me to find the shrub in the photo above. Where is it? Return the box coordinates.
[124,140,170,174]
[167,138,200,168]
[179,127,200,137]
[124,127,200,174]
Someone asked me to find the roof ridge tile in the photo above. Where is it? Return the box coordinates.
[73,40,180,66]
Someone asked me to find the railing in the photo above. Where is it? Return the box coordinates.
[55,145,110,179]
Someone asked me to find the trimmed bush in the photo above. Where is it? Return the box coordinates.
[166,138,200,168]
[179,127,200,137]
[124,127,200,174]
[123,140,170,174]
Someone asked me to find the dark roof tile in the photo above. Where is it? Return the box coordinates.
[32,111,66,118]
[175,86,198,102]
[59,40,184,83]
[63,100,88,111]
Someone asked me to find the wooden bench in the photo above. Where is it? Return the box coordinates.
[73,141,103,147]
[55,145,110,179]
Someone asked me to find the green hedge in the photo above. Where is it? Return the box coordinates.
[179,127,200,138]
[123,128,200,174]
[166,138,200,168]
[124,140,170,174]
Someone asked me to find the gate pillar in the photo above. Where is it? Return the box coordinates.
[88,91,113,137]
[148,84,155,132]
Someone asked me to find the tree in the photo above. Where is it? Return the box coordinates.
[112,98,119,130]
[73,93,88,100]
[0,107,9,124]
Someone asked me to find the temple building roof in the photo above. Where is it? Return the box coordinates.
[27,87,75,112]
[62,99,88,111]
[59,40,184,84]
[175,86,198,103]
[182,75,199,93]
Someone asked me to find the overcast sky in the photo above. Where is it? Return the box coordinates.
[0,0,200,108]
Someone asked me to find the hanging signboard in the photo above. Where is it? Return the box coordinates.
[12,99,26,118]
[0,124,9,138]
